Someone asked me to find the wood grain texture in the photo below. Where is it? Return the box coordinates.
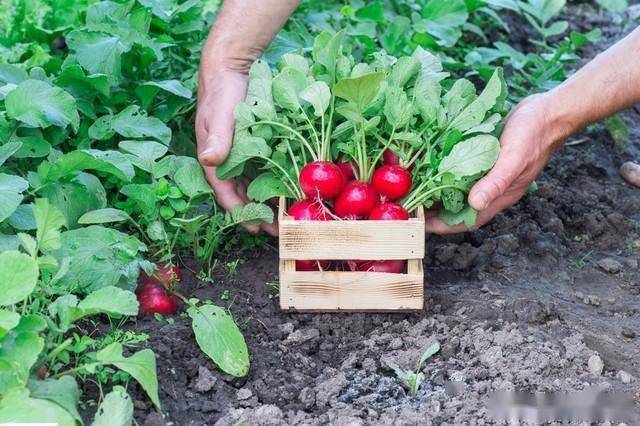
[278,198,425,260]
[278,197,425,312]
[279,260,424,311]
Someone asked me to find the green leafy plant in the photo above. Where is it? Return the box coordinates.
[222,32,507,227]
[387,341,441,395]
[0,198,158,422]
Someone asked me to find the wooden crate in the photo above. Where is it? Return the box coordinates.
[278,197,425,312]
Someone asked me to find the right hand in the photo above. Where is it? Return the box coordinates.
[196,68,279,236]
[424,93,571,234]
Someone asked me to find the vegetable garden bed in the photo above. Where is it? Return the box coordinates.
[0,0,639,425]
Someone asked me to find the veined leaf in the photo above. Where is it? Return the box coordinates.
[111,106,171,145]
[0,173,28,222]
[230,203,274,225]
[140,79,192,98]
[247,173,293,202]
[51,226,147,293]
[0,251,39,306]
[188,304,250,377]
[0,327,44,393]
[66,30,128,83]
[119,140,168,173]
[448,68,506,132]
[92,386,133,426]
[44,150,135,183]
[272,67,308,111]
[0,388,75,426]
[0,142,22,167]
[78,208,131,225]
[334,72,384,111]
[439,205,478,228]
[0,310,20,339]
[76,286,139,319]
[300,81,331,117]
[34,198,66,252]
[96,343,160,410]
[216,135,272,180]
[174,160,212,198]
[28,376,82,423]
[5,80,79,131]
[438,135,500,178]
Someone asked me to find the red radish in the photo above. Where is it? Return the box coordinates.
[333,181,379,219]
[140,264,182,287]
[36,365,47,380]
[336,158,358,180]
[296,259,331,271]
[383,149,401,166]
[288,199,331,221]
[357,260,406,273]
[371,165,412,201]
[299,161,346,199]
[136,283,178,315]
[369,203,409,220]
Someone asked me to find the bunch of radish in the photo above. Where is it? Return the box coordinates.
[288,149,412,273]
[215,38,508,277]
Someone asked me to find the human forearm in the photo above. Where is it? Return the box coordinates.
[200,0,300,75]
[543,26,640,142]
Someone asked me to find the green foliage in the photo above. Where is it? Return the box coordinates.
[222,33,507,225]
[605,114,628,150]
[387,341,440,395]
[0,388,76,426]
[0,0,619,421]
[92,386,133,426]
[95,343,160,410]
[188,303,250,377]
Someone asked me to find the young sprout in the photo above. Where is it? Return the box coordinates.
[387,341,440,395]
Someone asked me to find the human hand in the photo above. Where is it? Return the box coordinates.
[425,93,570,234]
[196,69,279,236]
[195,0,300,237]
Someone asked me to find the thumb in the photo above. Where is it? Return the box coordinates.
[468,151,520,211]
[199,132,232,167]
[197,73,248,167]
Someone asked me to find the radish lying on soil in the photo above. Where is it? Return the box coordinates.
[219,33,508,272]
[136,283,178,315]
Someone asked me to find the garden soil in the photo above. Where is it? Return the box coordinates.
[128,7,640,426]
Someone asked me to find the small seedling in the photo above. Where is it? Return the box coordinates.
[265,281,280,300]
[570,250,593,269]
[387,341,440,395]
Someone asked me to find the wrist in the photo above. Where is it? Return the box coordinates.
[201,31,264,74]
[536,90,582,148]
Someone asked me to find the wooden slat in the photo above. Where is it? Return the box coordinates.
[279,267,424,311]
[407,258,423,275]
[278,198,425,261]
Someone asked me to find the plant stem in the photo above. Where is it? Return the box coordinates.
[259,156,304,200]
[300,108,321,158]
[249,121,318,161]
[50,363,98,379]
[323,96,336,161]
[368,126,396,178]
[403,184,466,212]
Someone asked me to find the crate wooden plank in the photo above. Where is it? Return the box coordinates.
[278,198,425,261]
[280,260,424,311]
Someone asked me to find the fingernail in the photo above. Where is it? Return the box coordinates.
[474,191,489,210]
[199,147,217,165]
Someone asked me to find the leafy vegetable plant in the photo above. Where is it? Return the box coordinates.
[223,31,507,232]
[387,340,441,395]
